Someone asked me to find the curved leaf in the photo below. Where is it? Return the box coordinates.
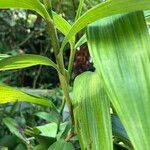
[87,11,150,149]
[0,54,57,71]
[3,117,27,142]
[0,0,49,19]
[53,12,75,46]
[0,84,54,108]
[73,71,113,150]
[60,0,150,51]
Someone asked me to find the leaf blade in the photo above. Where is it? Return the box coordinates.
[73,71,113,150]
[61,0,150,51]
[0,0,48,19]
[0,84,54,108]
[87,11,150,149]
[0,54,57,71]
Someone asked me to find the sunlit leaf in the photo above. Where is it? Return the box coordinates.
[34,123,57,138]
[0,84,54,108]
[0,0,49,19]
[53,12,75,46]
[73,71,113,150]
[87,11,150,149]
[60,0,150,51]
[0,54,57,71]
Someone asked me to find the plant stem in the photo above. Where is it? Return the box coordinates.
[68,46,76,78]
[43,0,74,126]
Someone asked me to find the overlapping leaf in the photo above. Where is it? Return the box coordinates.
[73,71,112,150]
[87,11,150,149]
[61,0,150,51]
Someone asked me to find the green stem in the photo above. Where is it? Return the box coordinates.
[68,46,76,78]
[43,0,74,126]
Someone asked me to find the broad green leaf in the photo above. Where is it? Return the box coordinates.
[0,0,49,19]
[48,139,75,150]
[73,71,113,150]
[0,84,54,108]
[87,11,150,150]
[34,123,57,138]
[60,0,150,51]
[3,117,27,142]
[35,112,59,123]
[0,54,57,71]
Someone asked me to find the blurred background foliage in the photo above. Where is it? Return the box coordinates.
[0,0,102,88]
[0,0,149,149]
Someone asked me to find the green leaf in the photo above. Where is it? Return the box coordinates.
[0,84,54,108]
[73,71,113,150]
[0,0,74,41]
[87,11,150,149]
[53,12,75,46]
[48,139,75,150]
[35,112,59,123]
[34,123,57,138]
[75,0,84,21]
[60,0,150,51]
[0,0,49,19]
[0,54,57,71]
[3,117,27,142]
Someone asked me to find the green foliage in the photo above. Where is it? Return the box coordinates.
[0,0,49,19]
[0,83,55,108]
[0,0,149,150]
[87,11,150,149]
[48,139,75,150]
[0,54,57,71]
[61,0,150,51]
[73,71,112,150]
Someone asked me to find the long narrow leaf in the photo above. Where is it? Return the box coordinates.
[0,84,54,108]
[0,0,49,19]
[3,117,27,143]
[60,0,150,51]
[0,54,57,71]
[0,0,74,40]
[87,11,150,149]
[53,12,75,46]
[73,71,113,150]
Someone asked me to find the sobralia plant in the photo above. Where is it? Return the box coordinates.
[0,0,150,149]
